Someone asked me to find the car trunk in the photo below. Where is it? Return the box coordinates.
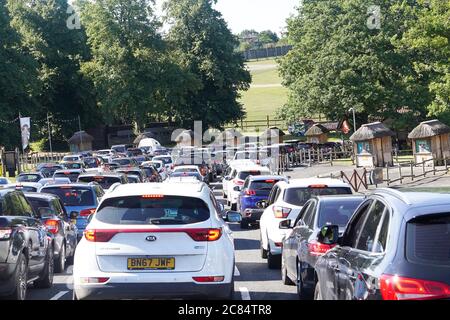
[95,224,210,273]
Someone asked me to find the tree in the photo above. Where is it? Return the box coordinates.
[164,0,251,129]
[399,0,450,121]
[278,0,429,131]
[0,0,40,149]
[259,30,279,46]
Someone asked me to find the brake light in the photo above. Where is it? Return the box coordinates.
[142,194,164,198]
[233,179,244,186]
[192,276,224,283]
[186,228,222,242]
[80,277,110,284]
[307,240,336,256]
[45,220,59,234]
[380,274,450,300]
[308,184,328,188]
[245,189,256,196]
[80,208,96,217]
[84,229,116,242]
[0,228,12,240]
[273,206,291,218]
[265,180,275,183]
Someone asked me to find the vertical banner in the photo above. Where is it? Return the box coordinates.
[20,117,31,151]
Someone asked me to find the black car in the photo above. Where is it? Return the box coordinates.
[313,188,450,300]
[37,164,64,178]
[24,193,78,273]
[77,172,128,191]
[281,195,364,299]
[0,190,54,300]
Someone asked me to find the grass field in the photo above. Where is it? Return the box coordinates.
[241,58,287,122]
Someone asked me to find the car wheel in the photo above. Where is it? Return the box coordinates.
[267,244,281,269]
[6,253,28,300]
[282,255,295,286]
[34,246,54,289]
[54,244,66,274]
[296,260,312,299]
[314,281,322,300]
[260,233,268,259]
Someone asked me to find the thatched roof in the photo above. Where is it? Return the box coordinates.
[305,124,329,136]
[133,132,157,145]
[350,122,395,142]
[68,131,94,145]
[408,120,450,140]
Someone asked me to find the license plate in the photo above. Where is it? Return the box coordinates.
[127,257,175,270]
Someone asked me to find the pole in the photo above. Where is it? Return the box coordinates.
[47,113,53,156]
[351,108,357,133]
[78,115,83,152]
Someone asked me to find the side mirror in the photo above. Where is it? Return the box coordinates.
[70,211,79,220]
[233,186,241,192]
[279,219,292,229]
[317,225,339,245]
[225,211,242,223]
[256,200,268,209]
[218,202,225,213]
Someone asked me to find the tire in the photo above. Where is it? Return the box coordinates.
[6,253,28,300]
[314,281,322,300]
[54,244,66,274]
[66,254,74,266]
[34,246,54,289]
[282,255,295,286]
[260,233,268,259]
[267,245,281,269]
[296,260,312,299]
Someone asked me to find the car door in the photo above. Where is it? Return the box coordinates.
[54,198,77,255]
[338,199,390,300]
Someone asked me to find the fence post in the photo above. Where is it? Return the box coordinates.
[386,163,390,186]
[411,162,414,181]
[433,159,436,175]
[399,164,402,184]
[308,149,311,167]
[423,161,425,177]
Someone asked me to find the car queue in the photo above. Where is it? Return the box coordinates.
[0,141,449,301]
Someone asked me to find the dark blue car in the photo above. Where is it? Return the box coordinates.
[237,175,288,229]
[39,183,105,241]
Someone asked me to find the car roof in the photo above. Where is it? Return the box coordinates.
[41,183,96,189]
[18,172,41,175]
[5,182,41,187]
[174,165,199,169]
[372,188,450,207]
[79,172,124,177]
[23,192,59,200]
[235,165,271,172]
[312,195,365,202]
[54,169,83,173]
[281,178,352,188]
[248,175,287,181]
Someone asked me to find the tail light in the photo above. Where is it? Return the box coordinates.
[192,276,224,283]
[245,189,256,196]
[380,274,450,300]
[233,179,244,186]
[0,228,12,240]
[80,208,96,217]
[256,160,261,164]
[307,240,336,256]
[84,228,222,243]
[273,206,291,218]
[80,277,110,284]
[45,220,60,234]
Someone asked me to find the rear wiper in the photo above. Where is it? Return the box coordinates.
[149,219,189,225]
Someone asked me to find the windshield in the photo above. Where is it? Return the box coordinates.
[63,156,79,162]
[78,176,121,189]
[238,170,267,180]
[112,158,132,166]
[42,187,95,207]
[249,180,281,191]
[64,163,83,169]
[96,196,210,225]
[154,157,172,165]
[54,172,80,183]
[284,187,353,206]
[174,167,198,173]
[318,199,363,227]
[17,174,41,183]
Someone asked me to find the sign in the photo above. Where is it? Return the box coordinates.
[20,117,31,151]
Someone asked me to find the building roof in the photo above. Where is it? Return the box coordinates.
[305,124,329,136]
[408,119,450,140]
[350,122,395,142]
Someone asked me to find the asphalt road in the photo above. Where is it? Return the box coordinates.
[26,181,297,300]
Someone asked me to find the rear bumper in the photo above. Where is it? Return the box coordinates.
[74,282,232,300]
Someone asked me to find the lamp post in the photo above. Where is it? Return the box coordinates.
[348,108,357,133]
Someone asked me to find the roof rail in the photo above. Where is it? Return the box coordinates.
[372,188,412,205]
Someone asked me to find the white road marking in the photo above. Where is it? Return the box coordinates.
[50,291,69,300]
[234,265,240,276]
[239,287,251,300]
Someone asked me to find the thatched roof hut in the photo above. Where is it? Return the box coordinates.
[68,131,94,152]
[408,120,450,140]
[350,122,395,142]
[305,124,329,144]
[408,120,450,164]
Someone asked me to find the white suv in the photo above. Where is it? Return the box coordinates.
[73,182,236,300]
[259,179,352,269]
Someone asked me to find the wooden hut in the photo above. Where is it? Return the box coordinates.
[305,124,329,144]
[350,122,395,167]
[68,131,94,153]
[408,120,450,165]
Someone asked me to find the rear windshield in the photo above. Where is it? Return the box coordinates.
[42,187,95,207]
[112,159,132,166]
[27,198,50,213]
[64,156,80,162]
[318,199,363,227]
[238,170,266,180]
[96,196,210,225]
[284,187,353,206]
[78,176,121,189]
[6,186,38,193]
[54,172,80,182]
[175,167,197,173]
[64,163,83,169]
[17,174,41,183]
[249,180,280,191]
[154,157,172,165]
[406,214,450,266]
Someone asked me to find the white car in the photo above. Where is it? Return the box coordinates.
[172,165,202,176]
[3,182,43,193]
[259,178,353,269]
[152,155,174,172]
[225,165,272,210]
[142,160,168,181]
[62,155,83,163]
[73,182,236,300]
